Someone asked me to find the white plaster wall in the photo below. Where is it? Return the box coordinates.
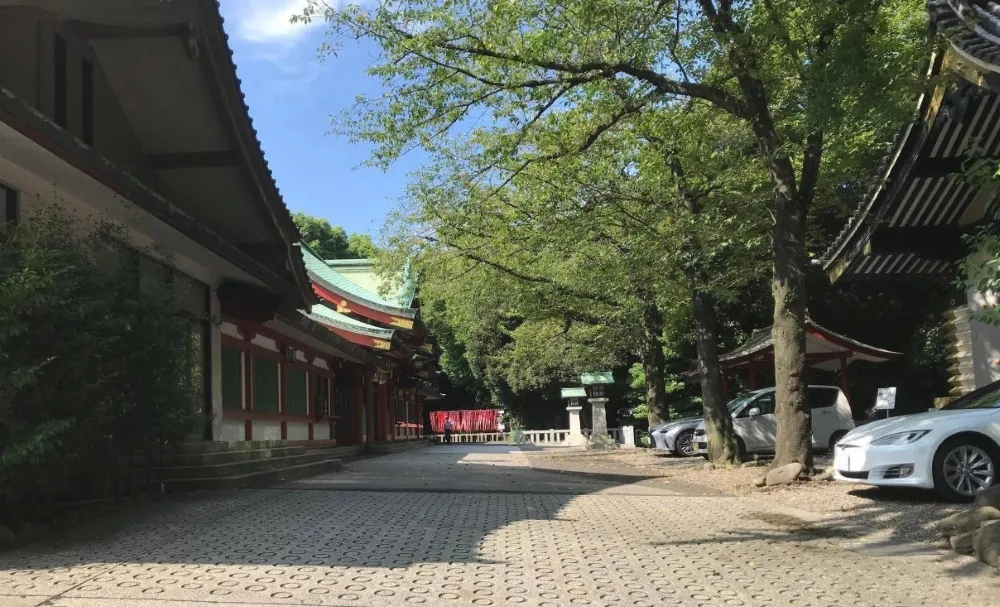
[221,420,245,442]
[968,290,1000,388]
[287,422,310,441]
[221,321,243,339]
[314,423,332,440]
[314,358,329,370]
[253,420,282,441]
[251,334,278,352]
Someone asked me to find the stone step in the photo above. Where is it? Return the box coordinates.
[141,451,335,481]
[163,439,338,455]
[152,458,343,492]
[305,445,364,460]
[125,445,310,468]
[364,440,429,456]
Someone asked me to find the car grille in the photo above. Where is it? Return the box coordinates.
[837,470,869,480]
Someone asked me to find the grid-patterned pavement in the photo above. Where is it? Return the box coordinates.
[2,445,997,607]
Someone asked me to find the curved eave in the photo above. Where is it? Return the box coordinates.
[311,277,418,330]
[0,85,301,304]
[276,307,378,366]
[717,320,901,371]
[929,1,1000,76]
[821,51,947,282]
[203,2,313,306]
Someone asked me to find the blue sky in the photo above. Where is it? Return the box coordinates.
[218,0,424,238]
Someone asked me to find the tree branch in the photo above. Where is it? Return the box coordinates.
[426,236,621,308]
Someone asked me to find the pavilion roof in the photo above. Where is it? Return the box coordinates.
[300,244,417,319]
[719,319,901,372]
[306,304,396,341]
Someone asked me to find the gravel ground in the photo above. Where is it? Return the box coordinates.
[525,448,965,545]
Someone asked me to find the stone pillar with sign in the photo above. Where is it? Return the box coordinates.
[582,372,616,450]
[561,387,586,447]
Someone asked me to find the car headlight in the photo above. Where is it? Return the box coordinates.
[870,430,930,446]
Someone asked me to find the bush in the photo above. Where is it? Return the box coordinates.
[0,205,201,521]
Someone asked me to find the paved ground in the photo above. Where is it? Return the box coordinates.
[2,445,998,607]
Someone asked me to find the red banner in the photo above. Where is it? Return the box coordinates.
[430,409,500,433]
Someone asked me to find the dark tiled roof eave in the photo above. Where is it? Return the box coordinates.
[203,1,314,305]
[0,85,301,302]
[276,306,378,366]
[929,1,1000,72]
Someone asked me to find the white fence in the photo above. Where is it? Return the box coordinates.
[444,427,634,447]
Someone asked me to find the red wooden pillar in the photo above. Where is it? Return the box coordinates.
[242,331,254,441]
[379,382,391,441]
[354,371,364,445]
[749,362,758,390]
[839,355,853,405]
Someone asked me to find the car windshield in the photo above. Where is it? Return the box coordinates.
[727,393,758,413]
[942,384,1000,410]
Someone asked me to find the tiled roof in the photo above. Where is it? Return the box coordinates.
[720,319,901,365]
[300,244,417,318]
[205,1,312,303]
[307,304,396,341]
[929,1,1000,68]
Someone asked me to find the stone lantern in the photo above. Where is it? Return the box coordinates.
[560,387,587,447]
[581,372,615,450]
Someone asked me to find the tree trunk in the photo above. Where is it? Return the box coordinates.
[691,289,740,464]
[638,303,670,427]
[697,0,813,468]
[770,172,812,468]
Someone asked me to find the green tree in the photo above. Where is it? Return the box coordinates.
[0,205,201,518]
[293,212,378,259]
[302,0,927,467]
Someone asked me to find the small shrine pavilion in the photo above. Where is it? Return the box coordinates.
[709,319,901,401]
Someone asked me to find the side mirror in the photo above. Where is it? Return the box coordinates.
[747,407,762,418]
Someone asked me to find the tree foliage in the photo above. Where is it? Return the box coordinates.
[293,212,378,259]
[0,205,202,521]
[305,0,929,466]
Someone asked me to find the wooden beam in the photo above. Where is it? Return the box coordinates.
[912,155,1000,178]
[145,150,240,170]
[868,226,965,259]
[66,21,189,40]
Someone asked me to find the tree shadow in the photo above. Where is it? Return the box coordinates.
[0,445,995,604]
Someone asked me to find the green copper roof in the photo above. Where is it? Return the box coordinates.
[299,243,416,318]
[560,387,587,399]
[307,304,396,340]
[580,372,614,385]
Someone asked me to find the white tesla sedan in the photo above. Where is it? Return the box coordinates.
[833,382,1000,501]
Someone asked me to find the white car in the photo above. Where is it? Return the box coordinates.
[834,382,1000,501]
[693,386,855,458]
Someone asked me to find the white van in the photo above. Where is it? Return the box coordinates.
[693,386,854,458]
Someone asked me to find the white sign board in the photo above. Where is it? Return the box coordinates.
[874,387,897,410]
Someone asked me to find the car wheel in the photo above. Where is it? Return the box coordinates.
[828,430,848,453]
[675,429,697,457]
[932,435,998,502]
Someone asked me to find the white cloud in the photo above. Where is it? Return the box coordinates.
[233,0,321,43]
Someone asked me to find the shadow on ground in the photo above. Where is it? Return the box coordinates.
[1,444,996,607]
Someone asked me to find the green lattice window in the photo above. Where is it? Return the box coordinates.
[253,357,279,413]
[221,347,243,409]
[287,369,308,416]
